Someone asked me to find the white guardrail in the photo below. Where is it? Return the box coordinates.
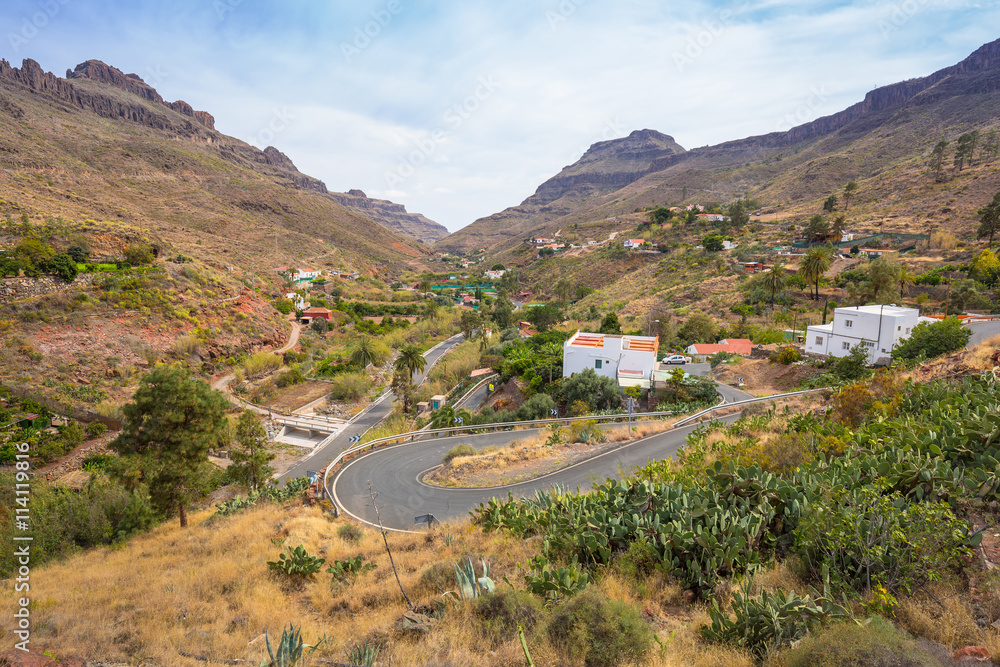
[321,387,826,515]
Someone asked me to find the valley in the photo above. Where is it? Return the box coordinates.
[2,38,1000,667]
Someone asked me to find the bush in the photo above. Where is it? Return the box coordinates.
[275,367,306,388]
[891,318,971,362]
[562,368,622,412]
[338,523,364,543]
[328,372,369,401]
[311,318,328,334]
[702,582,848,660]
[834,343,870,382]
[444,444,475,463]
[517,393,557,421]
[242,351,283,379]
[546,591,653,667]
[473,589,544,647]
[771,346,801,365]
[267,544,325,578]
[84,421,108,438]
[794,486,973,596]
[783,616,939,667]
[123,243,154,266]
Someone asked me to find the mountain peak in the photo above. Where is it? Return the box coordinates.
[65,59,215,130]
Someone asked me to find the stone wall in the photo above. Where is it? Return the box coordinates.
[0,274,96,301]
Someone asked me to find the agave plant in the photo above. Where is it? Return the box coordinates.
[454,556,495,600]
[260,624,326,667]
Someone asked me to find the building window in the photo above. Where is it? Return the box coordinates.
[842,342,851,350]
[815,336,824,345]
[897,326,901,331]
[864,341,875,348]
[595,360,602,369]
[905,328,911,335]
[845,320,853,328]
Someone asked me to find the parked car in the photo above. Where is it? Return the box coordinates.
[663,354,691,365]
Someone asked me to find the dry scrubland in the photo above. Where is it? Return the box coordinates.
[8,497,997,666]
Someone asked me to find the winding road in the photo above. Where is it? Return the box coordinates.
[968,320,1000,348]
[279,333,466,482]
[331,378,755,532]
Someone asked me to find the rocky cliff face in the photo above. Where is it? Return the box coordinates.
[0,58,216,137]
[68,59,216,129]
[440,39,1000,253]
[326,190,449,244]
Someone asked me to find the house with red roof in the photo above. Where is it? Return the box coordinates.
[684,338,754,359]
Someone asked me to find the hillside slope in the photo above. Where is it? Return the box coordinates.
[0,57,436,269]
[439,39,1000,253]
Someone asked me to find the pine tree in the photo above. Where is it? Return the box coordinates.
[229,410,275,492]
[929,140,948,182]
[111,366,228,527]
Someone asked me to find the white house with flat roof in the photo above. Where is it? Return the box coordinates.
[805,305,921,365]
[563,331,659,389]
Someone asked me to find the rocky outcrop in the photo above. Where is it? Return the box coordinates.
[327,190,449,244]
[0,58,216,132]
[527,129,687,208]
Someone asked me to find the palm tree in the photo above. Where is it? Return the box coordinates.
[350,336,382,368]
[429,406,471,430]
[801,249,832,300]
[475,322,493,352]
[394,344,426,382]
[423,301,439,321]
[761,261,787,305]
[897,265,916,300]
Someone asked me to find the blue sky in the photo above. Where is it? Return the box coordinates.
[2,1,999,232]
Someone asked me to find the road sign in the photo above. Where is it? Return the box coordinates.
[348,434,361,444]
[454,417,463,425]
[306,470,319,484]
[488,383,495,392]
[738,377,745,383]
[550,409,558,416]
[414,513,439,527]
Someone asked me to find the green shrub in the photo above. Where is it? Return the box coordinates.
[702,582,849,660]
[891,318,972,362]
[123,243,154,266]
[275,367,305,388]
[267,544,325,578]
[84,421,108,438]
[794,486,973,596]
[516,393,557,421]
[546,591,653,667]
[472,589,544,647]
[326,555,375,581]
[524,554,591,601]
[771,346,802,365]
[337,523,364,543]
[782,616,938,667]
[444,443,475,463]
[242,351,283,379]
[328,372,369,401]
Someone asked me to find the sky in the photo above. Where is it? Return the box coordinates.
[2,1,999,232]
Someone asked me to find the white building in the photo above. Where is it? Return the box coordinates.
[485,269,506,280]
[805,305,921,365]
[563,331,659,389]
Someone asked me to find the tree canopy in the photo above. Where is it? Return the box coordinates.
[111,365,229,527]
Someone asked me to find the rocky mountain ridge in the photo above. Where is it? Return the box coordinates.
[436,39,1000,253]
[0,58,445,243]
[326,189,449,243]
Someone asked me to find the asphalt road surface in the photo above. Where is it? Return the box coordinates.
[968,320,1000,348]
[331,414,739,531]
[280,333,465,483]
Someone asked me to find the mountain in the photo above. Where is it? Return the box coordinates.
[438,39,1000,253]
[326,189,448,243]
[0,58,438,266]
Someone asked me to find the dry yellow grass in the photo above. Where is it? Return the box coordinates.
[968,333,1000,371]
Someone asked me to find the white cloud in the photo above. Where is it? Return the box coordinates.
[1,0,998,231]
